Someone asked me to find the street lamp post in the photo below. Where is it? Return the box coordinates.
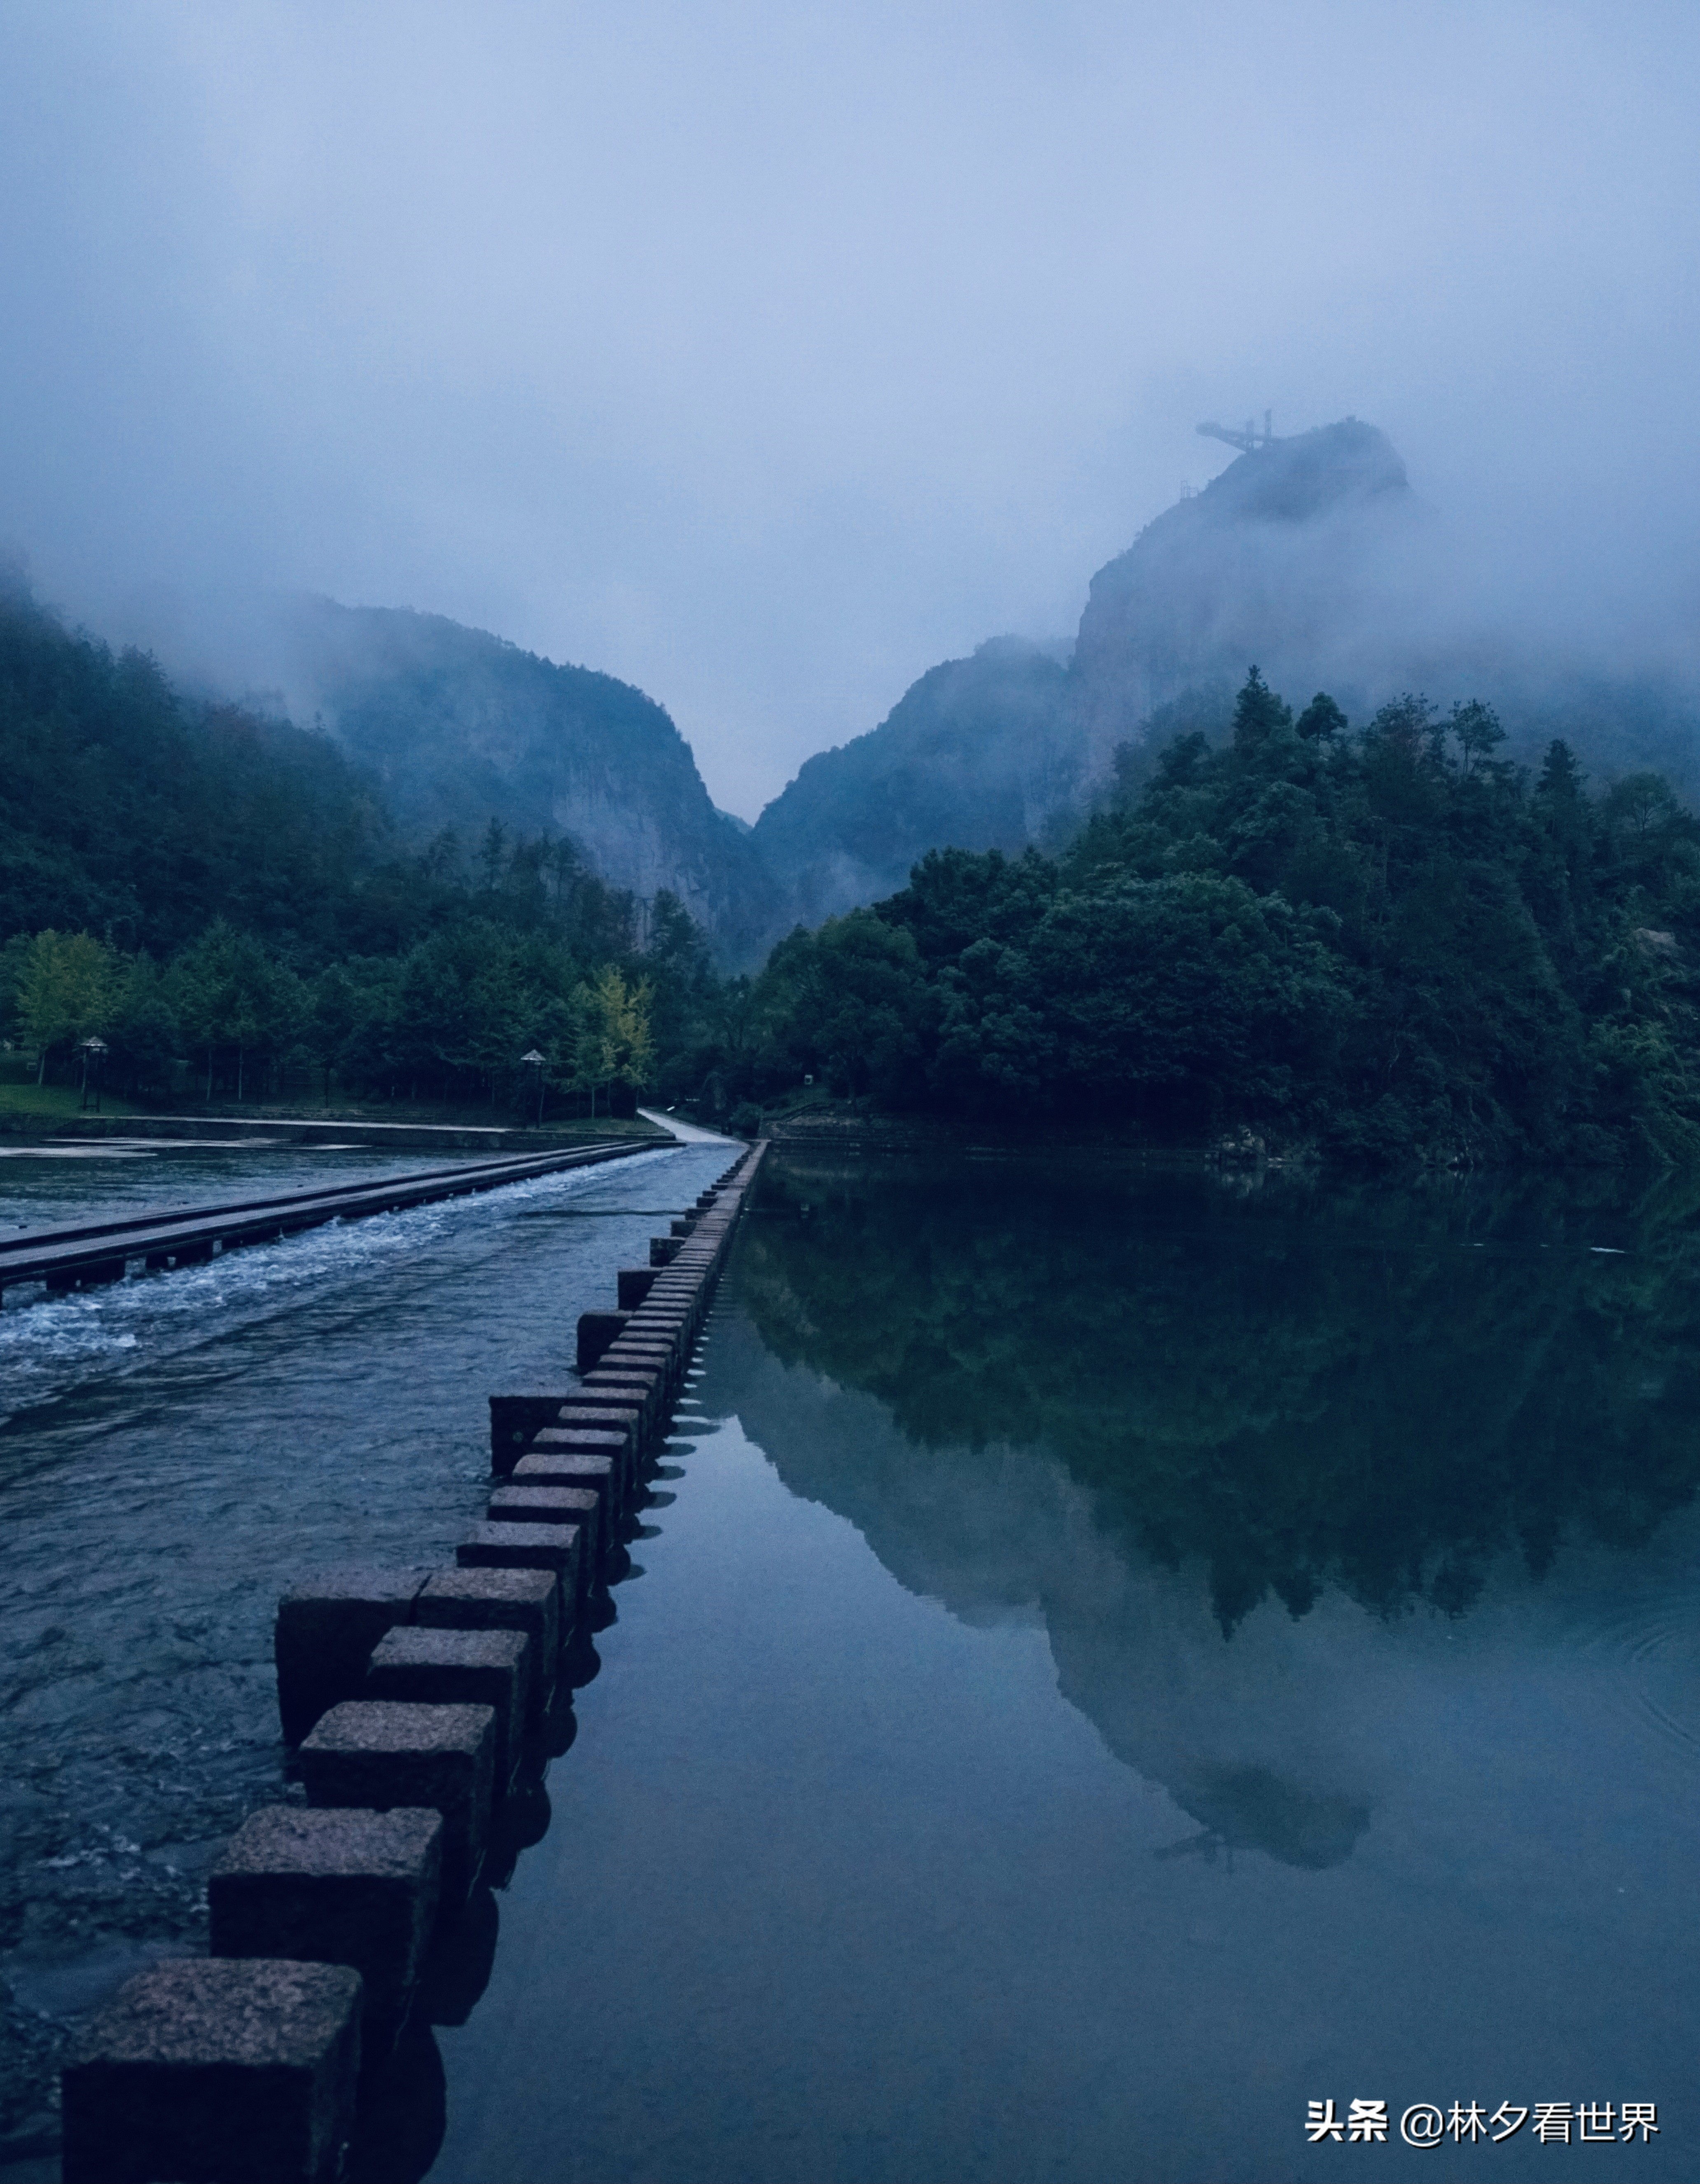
[520,1049,546,1128]
[79,1037,109,1114]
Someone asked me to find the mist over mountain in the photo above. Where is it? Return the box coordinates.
[287,599,784,953]
[747,637,1077,929]
[745,416,1700,938]
[87,414,1700,967]
[748,420,1422,934]
[139,592,782,959]
[1072,418,1417,768]
[1076,417,1700,794]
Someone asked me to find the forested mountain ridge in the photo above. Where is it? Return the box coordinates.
[1071,418,1414,770]
[739,671,1700,1166]
[748,637,1076,927]
[85,417,1698,962]
[0,584,389,959]
[742,419,1700,940]
[0,583,703,1114]
[738,421,1415,934]
[261,597,781,961]
[5,565,1699,1169]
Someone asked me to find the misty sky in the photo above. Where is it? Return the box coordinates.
[3,1,1698,817]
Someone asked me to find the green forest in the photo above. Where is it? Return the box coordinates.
[0,586,706,1117]
[748,673,1700,1164]
[4,580,1698,1163]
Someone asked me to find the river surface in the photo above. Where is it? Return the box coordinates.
[5,1145,1700,2182]
[0,1136,726,2166]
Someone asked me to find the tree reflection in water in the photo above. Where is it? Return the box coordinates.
[737,1152,1700,1633]
[717,1150,1700,1875]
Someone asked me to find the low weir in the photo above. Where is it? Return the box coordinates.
[0,1137,656,1305]
[54,1140,767,2184]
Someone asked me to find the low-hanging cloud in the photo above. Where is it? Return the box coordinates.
[2,0,1698,816]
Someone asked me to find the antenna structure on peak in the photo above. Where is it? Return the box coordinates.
[1196,410,1277,455]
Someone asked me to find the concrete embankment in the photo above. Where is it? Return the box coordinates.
[57,1142,767,2184]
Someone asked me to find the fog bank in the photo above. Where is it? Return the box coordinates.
[2,1,1698,813]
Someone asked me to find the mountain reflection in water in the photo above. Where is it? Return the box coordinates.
[426,1149,1700,2184]
[724,1152,1700,1873]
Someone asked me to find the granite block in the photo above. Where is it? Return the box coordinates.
[300,1700,495,1913]
[62,1957,362,2184]
[209,1806,441,2046]
[487,1394,567,1475]
[486,1485,601,1572]
[366,1626,530,1790]
[414,1565,561,1708]
[576,1309,630,1373]
[273,1566,431,1745]
[457,1519,584,1601]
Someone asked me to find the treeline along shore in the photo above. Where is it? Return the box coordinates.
[4,581,1698,1166]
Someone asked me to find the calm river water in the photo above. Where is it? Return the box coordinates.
[5,1143,1700,2183]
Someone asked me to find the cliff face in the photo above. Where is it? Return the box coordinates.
[149,416,1683,968]
[167,425,1432,960]
[740,422,1421,944]
[1071,419,1417,773]
[276,598,781,957]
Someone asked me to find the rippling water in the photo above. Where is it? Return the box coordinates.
[0,1147,565,1419]
[0,1140,726,2160]
[0,1139,446,1231]
[8,1145,1700,2183]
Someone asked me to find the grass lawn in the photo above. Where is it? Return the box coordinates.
[0,1081,140,1122]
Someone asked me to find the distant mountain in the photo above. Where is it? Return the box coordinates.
[745,417,1700,942]
[0,584,390,958]
[268,598,780,958]
[96,418,1697,967]
[745,421,1417,935]
[749,638,1076,929]
[1071,417,1417,773]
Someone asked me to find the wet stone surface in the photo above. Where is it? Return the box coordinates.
[365,1628,529,1789]
[0,1140,729,2153]
[299,1691,498,1913]
[209,1805,442,2042]
[62,1956,362,2184]
[413,1567,560,1712]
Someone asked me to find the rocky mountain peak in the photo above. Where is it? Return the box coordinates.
[1072,420,1420,769]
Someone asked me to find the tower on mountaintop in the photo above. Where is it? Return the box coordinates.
[1197,410,1276,454]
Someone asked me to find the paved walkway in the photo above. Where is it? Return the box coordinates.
[637,1107,744,1146]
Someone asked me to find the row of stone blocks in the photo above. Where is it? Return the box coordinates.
[61,1145,766,2184]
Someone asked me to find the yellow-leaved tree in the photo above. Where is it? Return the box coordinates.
[568,967,654,1117]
